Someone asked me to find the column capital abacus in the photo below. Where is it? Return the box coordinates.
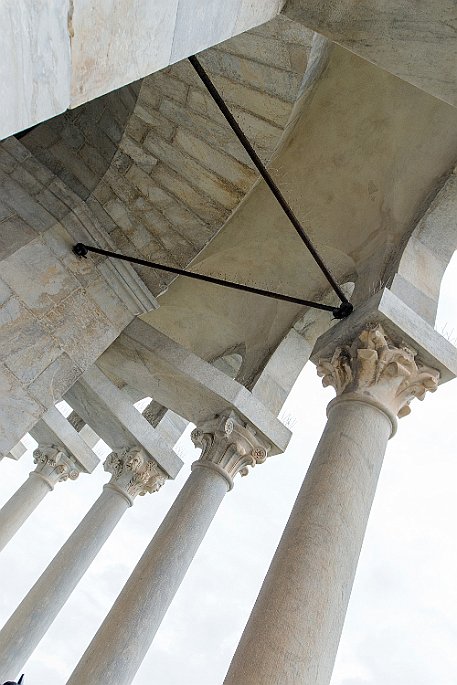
[316,324,439,434]
[31,445,81,489]
[104,447,167,506]
[190,411,270,490]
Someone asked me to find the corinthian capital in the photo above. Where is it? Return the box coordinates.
[317,324,439,419]
[191,411,270,490]
[31,445,81,489]
[104,447,167,505]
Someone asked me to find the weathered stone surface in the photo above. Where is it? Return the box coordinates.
[0,364,44,456]
[0,0,70,140]
[27,353,83,409]
[0,216,37,263]
[13,16,311,300]
[43,289,118,370]
[0,170,56,232]
[200,49,302,102]
[1,239,81,314]
[66,407,274,685]
[285,0,457,108]
[145,38,457,392]
[0,139,158,452]
[389,169,457,323]
[312,289,457,385]
[0,279,12,307]
[1,305,61,386]
[32,406,100,473]
[144,135,243,210]
[66,0,284,115]
[174,128,256,192]
[98,319,291,455]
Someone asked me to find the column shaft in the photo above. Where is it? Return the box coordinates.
[0,487,129,681]
[67,466,229,685]
[224,399,391,685]
[0,475,51,553]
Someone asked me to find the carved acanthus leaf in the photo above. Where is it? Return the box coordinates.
[191,412,269,486]
[32,445,80,486]
[104,446,166,499]
[317,325,439,418]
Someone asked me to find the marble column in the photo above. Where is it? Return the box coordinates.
[0,447,166,683]
[67,411,270,685]
[224,325,439,685]
[0,445,80,554]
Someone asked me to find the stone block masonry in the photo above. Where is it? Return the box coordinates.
[0,138,157,456]
[13,16,314,297]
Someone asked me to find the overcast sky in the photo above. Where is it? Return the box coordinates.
[0,256,456,685]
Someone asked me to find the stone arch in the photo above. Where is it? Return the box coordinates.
[18,82,141,201]
[387,168,457,324]
[210,344,246,380]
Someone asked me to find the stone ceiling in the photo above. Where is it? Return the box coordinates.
[13,13,457,388]
[20,16,314,295]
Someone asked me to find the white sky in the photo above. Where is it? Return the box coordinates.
[0,257,456,685]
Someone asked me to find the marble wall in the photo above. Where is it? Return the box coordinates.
[0,137,157,456]
[0,0,285,140]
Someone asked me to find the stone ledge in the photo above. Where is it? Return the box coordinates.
[311,288,457,384]
[99,319,292,455]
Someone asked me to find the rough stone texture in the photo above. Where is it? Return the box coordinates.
[145,36,457,390]
[0,138,157,455]
[3,17,457,460]
[20,84,138,201]
[0,11,456,684]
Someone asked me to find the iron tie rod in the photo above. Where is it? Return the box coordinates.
[72,243,351,317]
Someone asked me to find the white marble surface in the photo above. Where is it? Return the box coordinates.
[64,366,183,479]
[98,319,291,455]
[170,0,240,63]
[0,0,71,140]
[170,0,284,63]
[1,0,285,137]
[71,0,284,107]
[70,0,179,107]
[235,0,285,34]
